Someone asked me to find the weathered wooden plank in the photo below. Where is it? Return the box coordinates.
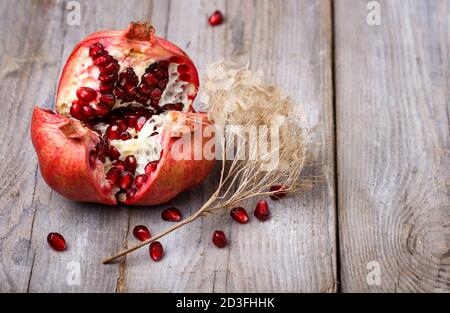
[123,0,337,292]
[335,0,450,292]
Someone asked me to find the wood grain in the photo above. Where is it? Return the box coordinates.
[335,0,450,292]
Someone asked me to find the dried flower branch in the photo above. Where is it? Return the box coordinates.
[103,61,309,264]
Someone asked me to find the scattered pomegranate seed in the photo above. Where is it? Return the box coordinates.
[47,232,67,251]
[124,155,137,173]
[161,207,182,222]
[208,10,224,26]
[212,230,227,248]
[230,207,249,224]
[149,241,164,261]
[254,200,271,221]
[133,225,151,241]
[269,185,287,200]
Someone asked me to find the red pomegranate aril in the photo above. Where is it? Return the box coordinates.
[150,88,162,99]
[76,86,97,102]
[100,93,116,106]
[126,188,136,199]
[145,161,158,174]
[124,155,137,173]
[134,174,147,188]
[161,207,182,222]
[70,102,83,119]
[114,86,125,99]
[208,10,224,26]
[230,207,249,224]
[92,103,110,117]
[99,83,114,93]
[179,73,191,81]
[108,145,121,160]
[138,83,152,95]
[269,185,287,200]
[119,132,131,140]
[162,103,183,111]
[116,119,128,131]
[149,241,164,261]
[112,160,126,171]
[212,230,227,248]
[81,105,94,120]
[93,54,111,66]
[177,64,189,73]
[89,43,104,57]
[98,73,118,83]
[105,167,121,185]
[105,124,121,140]
[126,115,138,128]
[133,225,151,241]
[47,232,67,251]
[254,200,271,221]
[119,171,134,190]
[142,73,158,86]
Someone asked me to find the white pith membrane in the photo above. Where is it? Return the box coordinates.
[56,44,196,201]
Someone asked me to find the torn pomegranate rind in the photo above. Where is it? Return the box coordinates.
[31,22,215,205]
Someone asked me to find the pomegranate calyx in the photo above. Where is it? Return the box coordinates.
[59,119,88,139]
[125,22,155,44]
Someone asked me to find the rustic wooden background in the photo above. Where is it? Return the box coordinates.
[0,0,448,293]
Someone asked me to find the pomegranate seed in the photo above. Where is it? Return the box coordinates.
[126,115,138,128]
[89,43,104,57]
[162,103,184,111]
[119,171,134,190]
[114,86,125,99]
[108,145,121,160]
[158,79,168,89]
[98,73,118,83]
[161,207,182,222]
[269,185,287,200]
[99,83,114,93]
[208,10,224,26]
[105,124,121,140]
[149,241,164,261]
[230,207,249,224]
[133,225,151,241]
[76,86,97,102]
[254,200,271,221]
[178,64,189,73]
[212,230,227,248]
[126,188,136,199]
[91,103,110,117]
[116,119,128,131]
[47,232,67,251]
[138,83,152,95]
[124,155,137,173]
[81,105,94,120]
[70,102,83,119]
[150,88,162,99]
[119,132,131,140]
[105,167,121,185]
[93,54,111,66]
[112,160,126,171]
[145,161,158,174]
[134,174,147,188]
[178,73,191,82]
[135,116,147,131]
[100,93,116,107]
[142,73,158,86]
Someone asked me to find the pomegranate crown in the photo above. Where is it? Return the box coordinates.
[124,21,155,43]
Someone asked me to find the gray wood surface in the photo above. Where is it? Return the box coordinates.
[0,0,448,293]
[335,0,450,292]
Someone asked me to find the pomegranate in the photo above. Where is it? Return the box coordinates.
[31,22,215,205]
[212,230,227,248]
[133,225,151,241]
[47,232,67,251]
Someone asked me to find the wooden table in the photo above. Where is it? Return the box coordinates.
[0,0,448,293]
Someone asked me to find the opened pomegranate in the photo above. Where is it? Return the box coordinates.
[31,22,215,205]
